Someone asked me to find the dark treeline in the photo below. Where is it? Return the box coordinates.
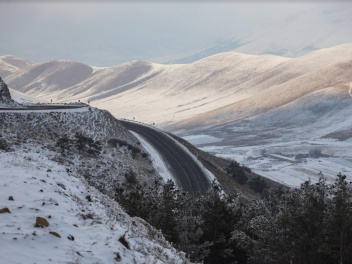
[115,174,352,264]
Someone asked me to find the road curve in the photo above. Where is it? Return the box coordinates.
[120,120,210,196]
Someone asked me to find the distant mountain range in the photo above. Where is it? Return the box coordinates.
[1,43,352,144]
[165,5,352,64]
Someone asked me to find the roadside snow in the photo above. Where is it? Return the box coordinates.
[130,131,174,183]
[168,135,216,184]
[130,126,215,188]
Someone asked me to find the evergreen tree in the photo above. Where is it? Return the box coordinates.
[56,134,71,153]
[226,160,248,184]
[325,174,352,264]
[198,181,245,263]
[74,132,101,156]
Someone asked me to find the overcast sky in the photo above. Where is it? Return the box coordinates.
[1,1,351,66]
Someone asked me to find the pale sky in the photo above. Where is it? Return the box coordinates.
[1,1,351,66]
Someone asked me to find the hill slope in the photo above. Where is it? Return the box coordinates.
[2,44,351,133]
[0,90,190,262]
[0,151,189,264]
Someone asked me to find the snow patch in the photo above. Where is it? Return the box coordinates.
[0,151,189,264]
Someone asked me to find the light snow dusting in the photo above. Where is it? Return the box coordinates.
[0,101,190,263]
[0,152,188,264]
[131,131,174,183]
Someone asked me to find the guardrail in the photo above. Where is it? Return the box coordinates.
[119,118,170,135]
[0,102,89,111]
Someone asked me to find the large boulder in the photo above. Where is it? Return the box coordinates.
[0,77,21,107]
[0,77,12,102]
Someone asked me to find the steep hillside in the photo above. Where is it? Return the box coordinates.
[0,151,189,264]
[175,50,352,130]
[0,108,160,196]
[8,87,43,104]
[0,77,21,107]
[0,98,190,262]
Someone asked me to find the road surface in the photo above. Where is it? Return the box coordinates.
[120,120,210,196]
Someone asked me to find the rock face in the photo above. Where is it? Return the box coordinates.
[0,77,21,107]
[0,77,12,102]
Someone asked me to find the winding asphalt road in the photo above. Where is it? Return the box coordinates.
[120,120,210,196]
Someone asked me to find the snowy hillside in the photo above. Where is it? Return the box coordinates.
[174,44,352,130]
[2,44,351,131]
[0,92,190,263]
[0,108,163,197]
[0,55,32,78]
[0,151,189,264]
[8,87,44,104]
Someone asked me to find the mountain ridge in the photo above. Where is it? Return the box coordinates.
[1,43,352,135]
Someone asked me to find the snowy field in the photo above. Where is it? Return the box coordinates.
[185,135,352,188]
[0,151,188,264]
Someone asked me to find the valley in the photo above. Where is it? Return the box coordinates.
[191,136,352,187]
[1,43,352,263]
[2,44,352,187]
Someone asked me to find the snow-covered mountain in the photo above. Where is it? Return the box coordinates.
[2,44,352,141]
[0,55,32,78]
[175,44,352,130]
[166,4,352,64]
[3,44,351,129]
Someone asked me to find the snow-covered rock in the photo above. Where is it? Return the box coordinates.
[0,77,21,108]
[0,77,12,101]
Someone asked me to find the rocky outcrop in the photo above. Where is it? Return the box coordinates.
[0,77,12,102]
[0,77,21,107]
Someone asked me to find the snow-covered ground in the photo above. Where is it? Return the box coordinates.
[0,151,189,264]
[200,139,352,188]
[9,88,45,104]
[182,135,222,145]
[0,102,191,263]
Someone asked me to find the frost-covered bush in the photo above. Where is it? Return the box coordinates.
[0,138,11,151]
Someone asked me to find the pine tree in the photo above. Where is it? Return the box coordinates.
[325,174,352,264]
[56,135,71,153]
